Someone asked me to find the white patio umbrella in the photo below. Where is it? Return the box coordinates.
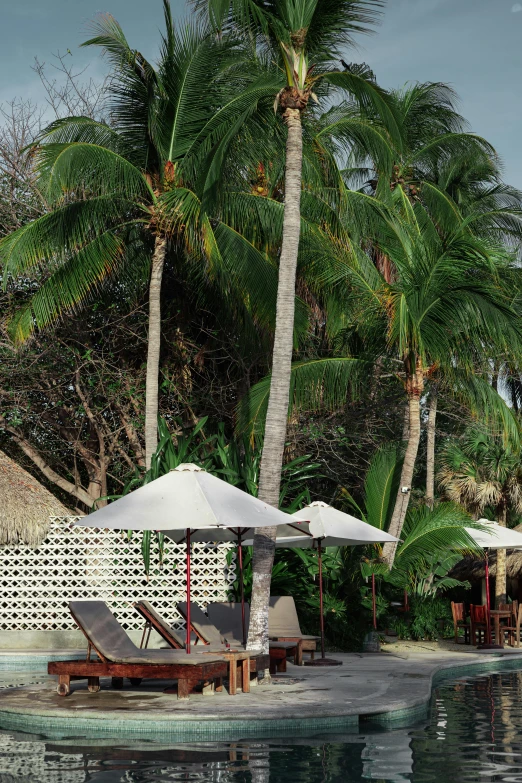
[75,463,299,652]
[465,519,522,648]
[245,501,398,665]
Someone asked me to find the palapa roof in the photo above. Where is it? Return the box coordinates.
[451,524,522,581]
[0,449,71,547]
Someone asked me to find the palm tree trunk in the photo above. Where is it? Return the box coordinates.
[402,400,410,441]
[247,107,303,653]
[495,502,508,607]
[426,387,438,508]
[144,234,167,470]
[383,358,424,567]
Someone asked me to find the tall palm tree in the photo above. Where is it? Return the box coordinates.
[438,428,522,606]
[344,81,522,508]
[195,0,393,652]
[0,4,283,469]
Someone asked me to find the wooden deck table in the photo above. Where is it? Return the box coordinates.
[489,609,512,647]
[200,650,251,695]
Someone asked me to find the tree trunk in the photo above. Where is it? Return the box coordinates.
[401,400,410,441]
[383,358,424,567]
[247,107,303,653]
[426,387,438,508]
[144,234,167,470]
[495,502,508,607]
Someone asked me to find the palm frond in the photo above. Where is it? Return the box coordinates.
[238,356,368,435]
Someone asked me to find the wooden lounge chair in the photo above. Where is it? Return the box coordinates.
[207,602,303,667]
[470,604,488,645]
[133,600,269,693]
[451,601,470,644]
[268,596,320,660]
[48,601,228,700]
[176,601,298,673]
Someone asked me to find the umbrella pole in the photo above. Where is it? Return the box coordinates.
[305,540,342,667]
[485,548,492,645]
[372,573,377,630]
[186,528,191,654]
[319,539,325,658]
[237,533,246,647]
[478,548,502,649]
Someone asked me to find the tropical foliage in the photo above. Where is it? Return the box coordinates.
[2,0,522,650]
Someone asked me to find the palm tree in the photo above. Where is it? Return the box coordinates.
[195,0,393,651]
[438,428,522,606]
[343,81,522,508]
[0,3,281,469]
[241,196,522,568]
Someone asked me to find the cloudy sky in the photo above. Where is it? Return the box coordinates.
[2,0,521,185]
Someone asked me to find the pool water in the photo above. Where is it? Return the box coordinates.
[1,668,522,781]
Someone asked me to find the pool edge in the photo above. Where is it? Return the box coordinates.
[1,652,522,739]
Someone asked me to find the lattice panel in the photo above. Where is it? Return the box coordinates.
[0,516,235,631]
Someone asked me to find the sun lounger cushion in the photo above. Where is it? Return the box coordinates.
[177,601,224,647]
[206,602,247,645]
[268,596,319,641]
[70,601,222,665]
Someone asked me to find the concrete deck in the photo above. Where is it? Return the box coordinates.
[1,646,522,739]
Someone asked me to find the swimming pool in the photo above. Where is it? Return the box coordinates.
[0,668,521,781]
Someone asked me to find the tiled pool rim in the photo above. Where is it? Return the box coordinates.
[1,652,522,740]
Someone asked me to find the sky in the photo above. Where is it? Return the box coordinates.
[1,0,522,185]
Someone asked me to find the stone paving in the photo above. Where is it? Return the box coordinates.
[1,646,522,738]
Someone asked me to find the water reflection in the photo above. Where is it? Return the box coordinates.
[2,669,522,781]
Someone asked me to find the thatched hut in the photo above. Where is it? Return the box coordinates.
[0,450,70,547]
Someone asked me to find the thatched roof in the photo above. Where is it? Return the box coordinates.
[0,450,70,547]
[451,524,522,581]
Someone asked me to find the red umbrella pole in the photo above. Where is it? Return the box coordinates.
[318,539,325,659]
[485,548,492,645]
[237,532,246,646]
[372,573,377,630]
[186,528,191,654]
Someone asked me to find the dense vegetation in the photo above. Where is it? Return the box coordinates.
[2,0,522,648]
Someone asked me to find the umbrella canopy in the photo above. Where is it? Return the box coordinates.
[75,463,293,536]
[243,501,399,548]
[465,519,522,550]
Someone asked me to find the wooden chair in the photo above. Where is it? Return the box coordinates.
[470,604,488,645]
[503,604,522,647]
[451,601,470,644]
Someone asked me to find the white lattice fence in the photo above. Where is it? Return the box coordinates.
[0,516,235,631]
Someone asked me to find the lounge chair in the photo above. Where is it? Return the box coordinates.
[48,601,228,699]
[268,596,320,660]
[177,601,300,672]
[207,601,303,668]
[133,600,269,693]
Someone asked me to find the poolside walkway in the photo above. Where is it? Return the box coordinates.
[1,644,522,738]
